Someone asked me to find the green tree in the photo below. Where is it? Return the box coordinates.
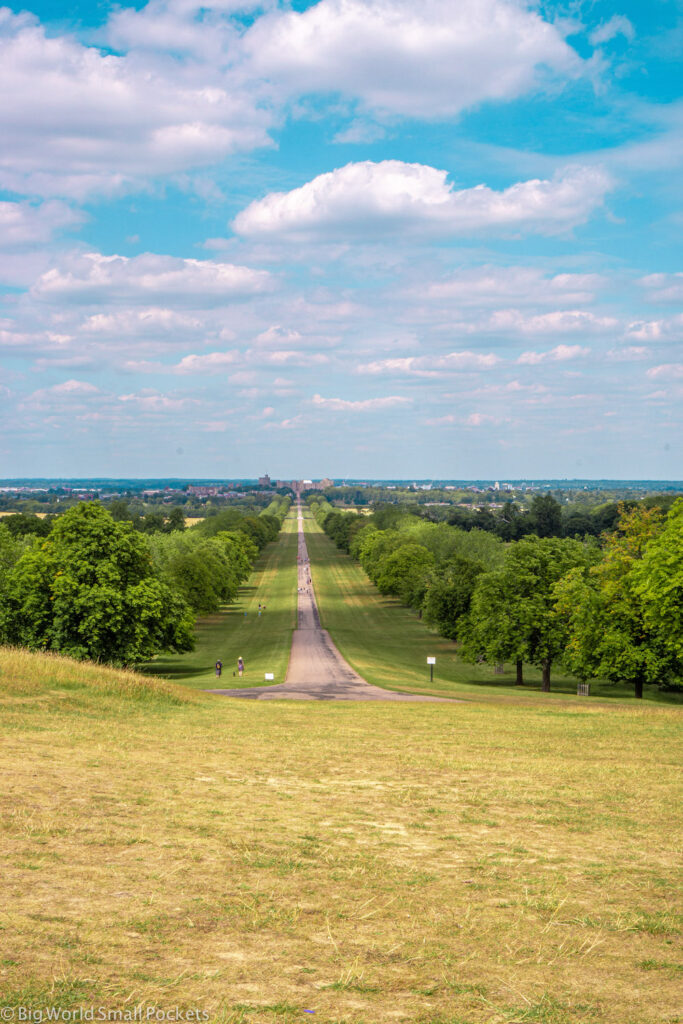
[166,507,185,532]
[632,498,683,671]
[375,543,435,608]
[1,513,52,538]
[556,504,677,697]
[529,494,563,538]
[461,536,596,691]
[423,556,485,640]
[5,503,194,664]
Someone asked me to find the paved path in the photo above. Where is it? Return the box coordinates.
[208,505,449,702]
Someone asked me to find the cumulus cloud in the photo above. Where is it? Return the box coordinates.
[638,273,683,303]
[517,344,591,364]
[233,161,612,239]
[465,412,503,426]
[488,309,617,335]
[646,363,683,380]
[625,314,683,342]
[173,351,239,373]
[0,200,81,248]
[423,267,604,306]
[606,346,648,361]
[106,0,259,59]
[357,351,500,376]
[311,393,412,411]
[82,307,204,336]
[31,251,273,305]
[245,0,582,119]
[0,8,269,198]
[118,388,194,411]
[20,378,100,409]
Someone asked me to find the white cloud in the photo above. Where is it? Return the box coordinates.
[106,0,259,59]
[20,378,100,409]
[358,351,500,376]
[254,325,303,348]
[118,388,194,411]
[233,161,612,239]
[0,8,269,198]
[0,200,81,247]
[311,393,412,411]
[83,307,204,336]
[49,379,100,395]
[606,346,648,361]
[646,364,683,380]
[517,344,591,364]
[589,16,635,47]
[31,251,273,305]
[332,120,387,145]
[465,412,503,426]
[625,313,683,342]
[488,309,617,335]
[638,273,683,303]
[173,351,239,373]
[245,0,582,119]
[423,267,604,306]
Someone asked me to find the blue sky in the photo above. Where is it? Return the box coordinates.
[0,0,681,479]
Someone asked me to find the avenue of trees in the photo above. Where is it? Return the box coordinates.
[311,497,683,697]
[0,496,290,665]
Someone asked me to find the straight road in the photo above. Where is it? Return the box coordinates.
[210,503,447,701]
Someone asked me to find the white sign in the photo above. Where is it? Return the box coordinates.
[427,657,436,665]
[265,673,274,681]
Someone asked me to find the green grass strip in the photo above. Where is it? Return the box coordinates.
[144,514,298,689]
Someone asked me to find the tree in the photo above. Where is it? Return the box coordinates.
[1,513,52,538]
[529,495,562,538]
[632,498,683,675]
[423,556,485,640]
[166,507,185,532]
[375,543,435,608]
[554,504,670,698]
[461,536,596,691]
[5,503,194,664]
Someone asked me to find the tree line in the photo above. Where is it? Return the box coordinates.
[310,497,683,698]
[0,496,290,665]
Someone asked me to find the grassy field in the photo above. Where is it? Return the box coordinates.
[303,514,680,705]
[0,647,681,1023]
[143,514,298,689]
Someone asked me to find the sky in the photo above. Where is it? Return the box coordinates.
[0,0,681,479]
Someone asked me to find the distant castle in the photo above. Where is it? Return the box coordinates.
[259,474,333,492]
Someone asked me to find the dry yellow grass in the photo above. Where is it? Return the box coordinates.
[0,647,198,703]
[0,648,681,1024]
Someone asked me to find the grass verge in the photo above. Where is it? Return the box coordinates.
[143,515,298,690]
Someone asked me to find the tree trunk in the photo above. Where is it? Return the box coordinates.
[516,659,524,686]
[541,658,551,692]
[634,678,643,699]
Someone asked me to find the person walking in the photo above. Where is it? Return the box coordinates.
[237,656,244,678]
[215,659,223,678]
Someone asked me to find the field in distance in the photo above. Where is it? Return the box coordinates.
[1,645,681,1023]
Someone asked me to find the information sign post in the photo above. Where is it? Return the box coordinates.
[427,656,436,683]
